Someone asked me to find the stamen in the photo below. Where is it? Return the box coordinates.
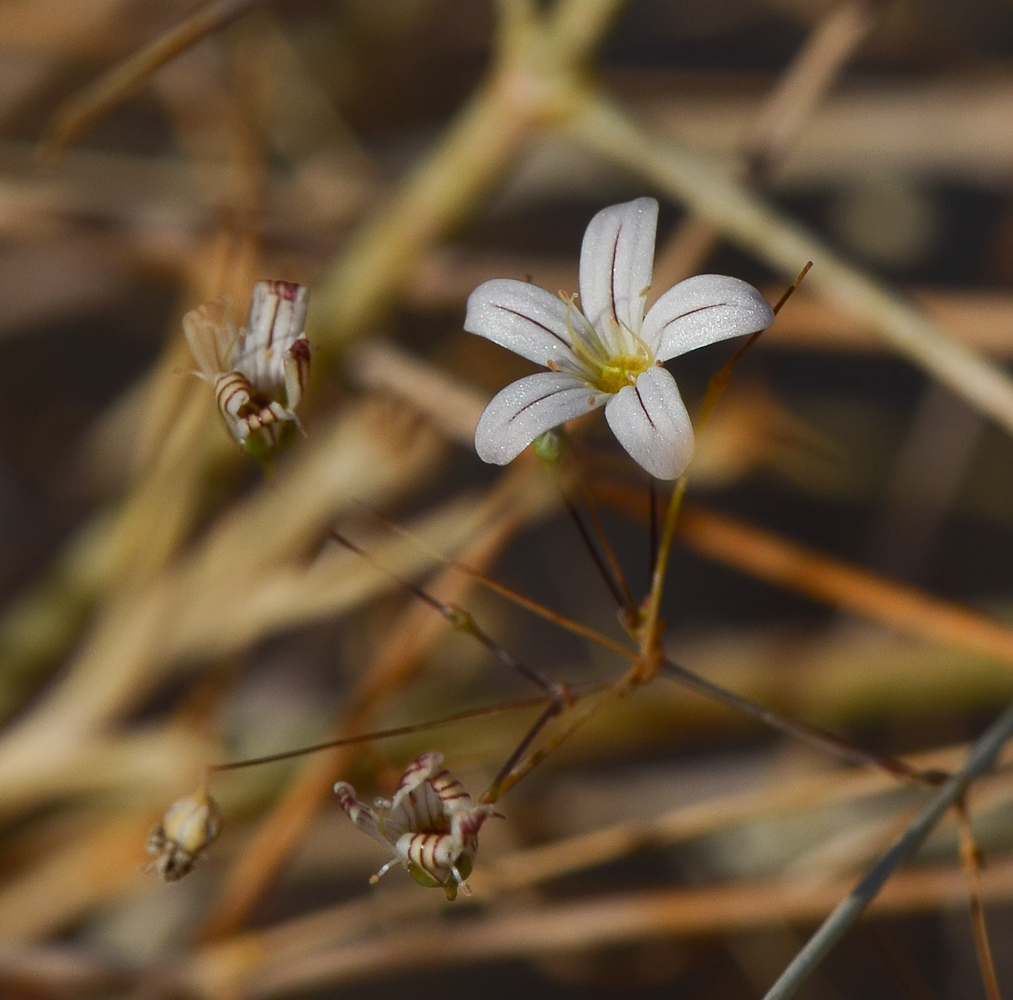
[370,858,400,884]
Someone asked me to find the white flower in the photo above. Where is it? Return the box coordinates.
[464,198,774,479]
[184,280,311,456]
[334,751,497,901]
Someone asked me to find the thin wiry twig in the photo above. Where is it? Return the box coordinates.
[209,694,565,772]
[955,798,1004,1000]
[762,702,1013,1000]
[40,0,270,163]
[659,660,946,786]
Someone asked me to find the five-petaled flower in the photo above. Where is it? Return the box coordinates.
[184,280,311,459]
[334,751,497,901]
[465,197,775,479]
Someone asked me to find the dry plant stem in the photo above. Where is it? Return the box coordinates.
[676,503,1013,668]
[360,506,636,659]
[637,475,688,673]
[741,0,881,181]
[569,96,1013,441]
[493,631,937,800]
[481,701,563,803]
[0,403,449,814]
[578,485,638,615]
[659,661,944,785]
[0,391,219,724]
[329,531,567,701]
[767,287,1013,356]
[209,695,562,772]
[653,0,876,289]
[309,0,626,349]
[40,0,267,162]
[591,478,1013,672]
[0,945,134,996]
[648,479,658,584]
[349,340,489,447]
[183,753,1013,995]
[0,810,156,940]
[182,752,1013,997]
[955,799,1003,1000]
[200,495,538,938]
[327,527,581,805]
[202,856,1013,999]
[0,50,267,719]
[481,740,993,893]
[558,488,634,616]
[484,685,616,800]
[763,702,1013,1000]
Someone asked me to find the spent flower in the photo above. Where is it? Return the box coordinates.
[146,787,222,881]
[184,280,311,459]
[465,198,774,479]
[334,751,496,901]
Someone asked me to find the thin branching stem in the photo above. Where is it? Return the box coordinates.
[578,485,638,617]
[41,0,267,162]
[559,490,634,616]
[481,700,563,804]
[659,660,947,786]
[209,694,561,773]
[329,531,569,700]
[647,479,659,588]
[955,798,1003,1000]
[638,474,688,668]
[763,701,1013,1000]
[358,505,638,658]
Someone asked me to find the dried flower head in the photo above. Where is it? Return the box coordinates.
[465,198,774,479]
[334,751,497,901]
[184,280,311,459]
[146,787,222,882]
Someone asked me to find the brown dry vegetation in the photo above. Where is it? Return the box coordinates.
[2,1,1013,998]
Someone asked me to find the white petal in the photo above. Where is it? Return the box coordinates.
[246,280,309,353]
[475,372,607,466]
[333,782,391,848]
[604,365,694,480]
[643,274,774,362]
[235,281,309,389]
[464,279,577,367]
[579,198,658,343]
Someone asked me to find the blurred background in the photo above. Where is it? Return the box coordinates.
[3,0,1013,997]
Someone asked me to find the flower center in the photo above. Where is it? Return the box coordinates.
[565,298,655,395]
[595,354,651,393]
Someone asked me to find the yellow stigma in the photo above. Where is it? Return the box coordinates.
[595,354,651,394]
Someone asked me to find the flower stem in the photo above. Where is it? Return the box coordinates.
[209,695,559,773]
[637,475,688,673]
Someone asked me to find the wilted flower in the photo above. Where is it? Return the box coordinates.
[465,197,774,479]
[184,280,311,458]
[146,787,222,881]
[334,751,496,901]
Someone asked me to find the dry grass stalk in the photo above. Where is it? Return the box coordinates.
[675,504,1013,668]
[653,0,878,291]
[4,2,1013,997]
[570,96,1013,441]
[180,856,1013,999]
[201,468,547,937]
